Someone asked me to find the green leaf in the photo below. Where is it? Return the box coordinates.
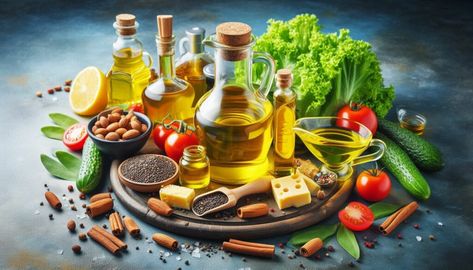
[336,224,360,260]
[55,151,81,173]
[40,154,77,181]
[41,126,65,140]
[369,202,402,220]
[289,224,338,246]
[49,113,79,129]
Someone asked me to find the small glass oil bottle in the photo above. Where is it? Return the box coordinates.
[142,15,195,124]
[176,27,214,107]
[179,145,210,189]
[273,69,296,176]
[109,14,152,106]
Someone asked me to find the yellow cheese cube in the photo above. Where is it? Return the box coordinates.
[159,185,195,210]
[271,174,312,210]
[298,171,320,195]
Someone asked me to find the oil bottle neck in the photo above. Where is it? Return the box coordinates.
[157,36,176,80]
[213,48,252,89]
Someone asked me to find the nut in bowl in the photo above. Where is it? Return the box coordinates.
[118,154,178,193]
[87,108,152,159]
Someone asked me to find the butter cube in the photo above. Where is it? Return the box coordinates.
[271,174,311,210]
[159,185,195,210]
[298,171,320,196]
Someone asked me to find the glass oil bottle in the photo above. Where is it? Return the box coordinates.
[194,22,276,185]
[142,15,195,124]
[176,27,214,107]
[109,14,152,106]
[179,145,210,189]
[273,69,296,176]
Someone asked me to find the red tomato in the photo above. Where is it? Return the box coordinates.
[356,169,391,202]
[128,103,144,114]
[63,123,88,151]
[337,103,378,135]
[338,202,374,231]
[165,131,199,162]
[153,124,176,151]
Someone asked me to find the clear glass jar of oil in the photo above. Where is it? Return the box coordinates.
[179,145,210,189]
[194,22,275,185]
[109,14,152,106]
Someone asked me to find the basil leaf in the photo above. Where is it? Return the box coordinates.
[369,202,402,220]
[336,224,360,260]
[49,113,79,129]
[41,126,65,140]
[40,154,77,181]
[289,224,338,246]
[55,151,81,174]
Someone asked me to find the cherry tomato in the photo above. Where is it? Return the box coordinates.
[63,123,88,151]
[165,131,199,162]
[128,103,144,114]
[338,202,374,231]
[337,103,378,135]
[356,169,391,202]
[153,124,176,150]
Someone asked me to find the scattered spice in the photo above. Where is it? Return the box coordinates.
[429,234,436,241]
[185,260,190,265]
[121,155,177,183]
[79,193,86,200]
[71,205,77,211]
[68,185,74,192]
[192,192,229,216]
[54,86,62,91]
[69,198,74,204]
[82,204,86,208]
[35,91,42,98]
[49,214,54,220]
[40,202,44,206]
[413,223,420,229]
[397,233,403,239]
[327,245,335,252]
[65,79,72,86]
[64,86,70,92]
[78,233,87,241]
[316,190,325,200]
[364,241,375,249]
[67,219,76,232]
[47,89,54,94]
[72,244,81,254]
[79,223,85,229]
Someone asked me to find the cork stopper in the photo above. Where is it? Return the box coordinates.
[276,69,292,88]
[157,15,173,39]
[215,22,252,61]
[115,14,136,35]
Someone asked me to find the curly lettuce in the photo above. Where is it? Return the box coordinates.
[254,14,395,117]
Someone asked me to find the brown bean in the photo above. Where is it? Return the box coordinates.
[94,121,101,128]
[92,125,98,133]
[141,124,148,133]
[119,117,129,128]
[106,122,119,132]
[99,116,109,127]
[108,113,121,123]
[122,129,140,140]
[131,120,141,131]
[112,108,123,115]
[125,111,134,120]
[94,128,107,136]
[96,134,105,139]
[105,132,120,141]
[116,128,127,136]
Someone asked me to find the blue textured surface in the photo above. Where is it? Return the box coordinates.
[1,0,472,269]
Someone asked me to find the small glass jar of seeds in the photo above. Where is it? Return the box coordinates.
[179,145,210,189]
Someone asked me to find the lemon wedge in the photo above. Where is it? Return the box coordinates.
[69,66,108,116]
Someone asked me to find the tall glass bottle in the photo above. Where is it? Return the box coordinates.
[194,22,275,185]
[273,69,296,176]
[142,15,195,124]
[109,14,152,106]
[176,27,214,107]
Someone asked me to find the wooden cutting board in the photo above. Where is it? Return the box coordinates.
[110,154,353,240]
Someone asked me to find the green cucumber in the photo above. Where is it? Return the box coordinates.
[378,118,444,171]
[377,133,431,200]
[76,138,102,193]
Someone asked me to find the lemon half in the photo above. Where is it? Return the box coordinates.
[69,66,108,116]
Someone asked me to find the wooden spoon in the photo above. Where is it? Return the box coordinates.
[191,176,273,217]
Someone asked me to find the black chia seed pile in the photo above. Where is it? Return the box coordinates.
[193,192,229,215]
[121,155,176,183]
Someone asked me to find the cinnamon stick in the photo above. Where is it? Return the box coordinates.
[228,239,275,249]
[109,212,124,236]
[87,227,121,255]
[92,225,127,251]
[300,238,323,257]
[148,198,173,216]
[86,198,113,218]
[380,201,419,235]
[152,233,178,250]
[45,191,62,209]
[222,241,274,258]
[123,216,140,236]
[90,193,112,203]
[237,203,269,219]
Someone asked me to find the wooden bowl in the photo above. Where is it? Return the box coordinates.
[117,154,178,193]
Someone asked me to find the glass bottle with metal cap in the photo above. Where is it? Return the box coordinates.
[176,27,214,107]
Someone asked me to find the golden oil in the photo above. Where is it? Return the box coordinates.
[176,57,212,106]
[179,145,210,189]
[273,69,296,176]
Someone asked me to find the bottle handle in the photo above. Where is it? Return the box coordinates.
[142,51,153,68]
[253,52,275,98]
[352,139,386,167]
[179,37,189,57]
